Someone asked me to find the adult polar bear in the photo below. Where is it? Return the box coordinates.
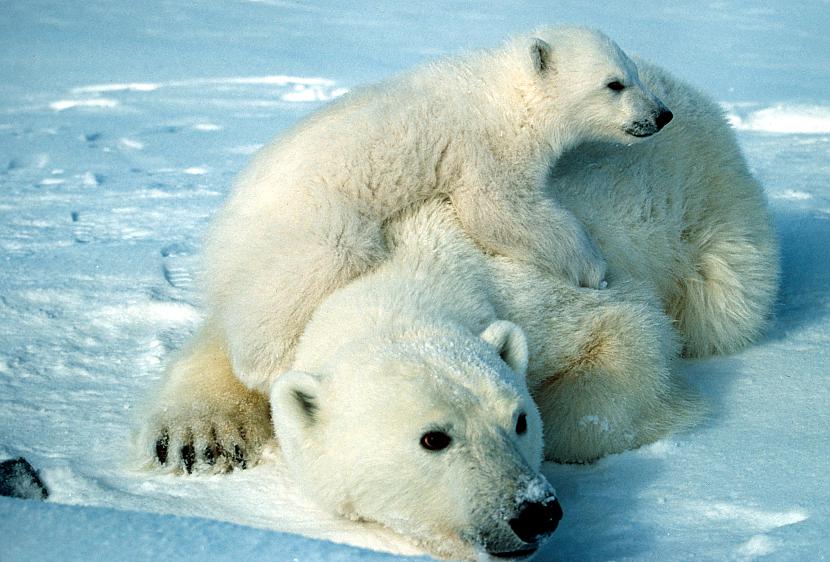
[204,26,673,394]
[139,26,777,560]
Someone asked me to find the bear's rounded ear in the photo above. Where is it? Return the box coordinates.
[270,370,323,429]
[480,320,529,378]
[529,37,553,75]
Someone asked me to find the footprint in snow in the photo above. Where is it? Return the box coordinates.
[161,242,198,293]
[71,211,93,244]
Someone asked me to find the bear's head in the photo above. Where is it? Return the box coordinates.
[271,320,561,560]
[520,26,673,146]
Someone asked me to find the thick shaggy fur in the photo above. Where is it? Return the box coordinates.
[203,27,672,392]
[547,58,779,358]
[270,212,556,558]
[138,28,777,561]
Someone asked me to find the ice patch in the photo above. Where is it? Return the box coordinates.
[49,99,120,111]
[119,138,144,150]
[639,440,679,458]
[59,76,349,108]
[736,534,776,559]
[71,82,159,94]
[38,178,65,186]
[772,189,813,201]
[94,301,200,328]
[228,144,263,155]
[67,75,340,92]
[193,123,222,131]
[183,167,208,175]
[690,501,808,532]
[727,104,830,134]
[219,75,332,87]
[282,88,328,102]
[81,172,101,187]
[281,83,348,102]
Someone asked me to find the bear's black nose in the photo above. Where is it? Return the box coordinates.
[656,109,674,130]
[508,498,563,544]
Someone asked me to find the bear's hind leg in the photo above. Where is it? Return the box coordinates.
[531,285,700,463]
[668,194,779,357]
[489,258,701,463]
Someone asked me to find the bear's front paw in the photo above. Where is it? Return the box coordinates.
[140,396,271,474]
[562,234,607,289]
[538,212,607,289]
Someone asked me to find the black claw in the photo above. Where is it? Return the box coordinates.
[232,444,246,469]
[155,433,169,465]
[203,444,218,466]
[181,444,196,474]
[205,428,222,466]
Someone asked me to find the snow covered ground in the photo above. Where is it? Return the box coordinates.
[1,1,829,560]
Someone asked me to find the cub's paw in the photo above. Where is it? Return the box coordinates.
[140,394,271,474]
[562,234,607,289]
[542,213,607,289]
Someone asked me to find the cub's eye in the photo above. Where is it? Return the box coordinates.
[516,413,528,435]
[420,431,452,451]
[607,80,625,91]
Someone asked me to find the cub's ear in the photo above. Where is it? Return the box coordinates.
[480,320,529,378]
[270,370,323,430]
[529,37,553,75]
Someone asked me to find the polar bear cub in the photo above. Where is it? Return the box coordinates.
[204,26,673,392]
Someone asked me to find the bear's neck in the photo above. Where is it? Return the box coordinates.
[457,51,578,175]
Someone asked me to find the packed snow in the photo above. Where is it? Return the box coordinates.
[1,1,829,560]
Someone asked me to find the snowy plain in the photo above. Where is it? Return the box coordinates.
[1,1,829,560]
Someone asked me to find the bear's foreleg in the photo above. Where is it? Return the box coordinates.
[451,177,607,289]
[216,201,389,392]
[138,324,272,473]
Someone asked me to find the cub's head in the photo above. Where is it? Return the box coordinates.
[518,26,672,145]
[271,320,561,560]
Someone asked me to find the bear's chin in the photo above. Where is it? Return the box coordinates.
[624,129,656,138]
[408,532,480,561]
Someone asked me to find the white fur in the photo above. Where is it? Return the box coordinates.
[138,27,778,560]
[203,26,672,392]
[136,327,271,473]
[546,57,779,358]
[270,235,555,557]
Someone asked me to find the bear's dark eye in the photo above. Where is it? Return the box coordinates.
[420,431,452,451]
[607,80,625,91]
[516,412,528,435]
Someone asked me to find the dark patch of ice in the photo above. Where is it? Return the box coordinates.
[0,457,49,501]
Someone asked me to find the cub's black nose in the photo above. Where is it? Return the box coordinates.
[656,109,674,130]
[508,498,563,544]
